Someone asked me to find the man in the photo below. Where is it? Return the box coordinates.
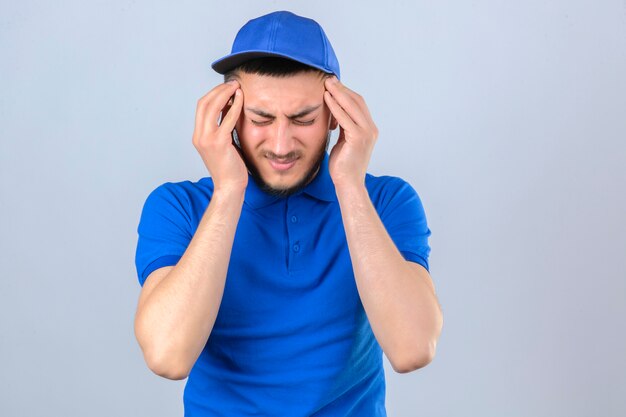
[134,10,443,416]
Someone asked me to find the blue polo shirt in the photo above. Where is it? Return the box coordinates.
[135,153,431,416]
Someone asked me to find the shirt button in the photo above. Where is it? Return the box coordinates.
[291,215,298,223]
[293,243,300,252]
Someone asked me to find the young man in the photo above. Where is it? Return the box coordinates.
[134,10,443,416]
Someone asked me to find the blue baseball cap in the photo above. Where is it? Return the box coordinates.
[211,11,341,79]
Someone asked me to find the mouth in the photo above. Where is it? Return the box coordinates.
[268,157,298,172]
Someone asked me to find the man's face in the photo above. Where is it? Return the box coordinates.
[233,71,337,196]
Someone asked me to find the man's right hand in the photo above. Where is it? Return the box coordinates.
[192,80,247,192]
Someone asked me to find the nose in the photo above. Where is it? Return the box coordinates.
[267,118,296,157]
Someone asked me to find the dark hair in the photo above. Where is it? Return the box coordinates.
[223,57,328,82]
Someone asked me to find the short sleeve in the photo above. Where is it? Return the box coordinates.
[375,177,432,272]
[134,183,193,286]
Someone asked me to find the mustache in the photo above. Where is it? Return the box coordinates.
[263,151,302,161]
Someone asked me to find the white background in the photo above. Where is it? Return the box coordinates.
[1,1,625,416]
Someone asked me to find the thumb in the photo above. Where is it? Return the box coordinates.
[220,89,243,133]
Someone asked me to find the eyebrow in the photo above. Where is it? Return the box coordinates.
[245,104,322,119]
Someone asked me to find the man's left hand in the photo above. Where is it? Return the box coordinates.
[324,76,378,188]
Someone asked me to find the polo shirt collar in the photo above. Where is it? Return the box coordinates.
[244,174,280,209]
[300,152,337,203]
[244,152,337,209]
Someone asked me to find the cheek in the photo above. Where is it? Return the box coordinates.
[310,121,331,139]
[237,122,265,149]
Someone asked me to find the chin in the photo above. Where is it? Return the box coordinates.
[249,158,321,197]
[242,133,330,197]
[253,170,313,197]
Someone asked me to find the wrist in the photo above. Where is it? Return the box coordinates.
[212,183,247,204]
[333,179,368,199]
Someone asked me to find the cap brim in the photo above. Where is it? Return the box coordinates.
[211,51,335,76]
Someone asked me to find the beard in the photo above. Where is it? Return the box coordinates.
[241,132,331,198]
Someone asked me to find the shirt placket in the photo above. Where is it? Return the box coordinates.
[285,196,303,273]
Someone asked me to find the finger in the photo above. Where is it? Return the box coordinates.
[327,77,371,117]
[205,81,240,123]
[324,78,372,128]
[195,81,238,119]
[324,90,358,133]
[218,88,243,136]
[196,82,240,136]
[218,81,241,124]
[195,83,232,135]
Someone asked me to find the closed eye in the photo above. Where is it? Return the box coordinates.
[251,119,316,126]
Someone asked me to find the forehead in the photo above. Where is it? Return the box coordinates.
[237,71,326,108]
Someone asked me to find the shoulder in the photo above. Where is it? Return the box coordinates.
[364,173,422,214]
[365,173,413,193]
[144,177,215,206]
[140,177,216,223]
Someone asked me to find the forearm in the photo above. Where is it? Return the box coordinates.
[135,187,244,378]
[335,182,443,373]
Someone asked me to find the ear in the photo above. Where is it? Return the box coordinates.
[329,115,339,131]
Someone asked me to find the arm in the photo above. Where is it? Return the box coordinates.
[324,76,443,373]
[134,188,244,380]
[134,81,247,380]
[335,182,442,373]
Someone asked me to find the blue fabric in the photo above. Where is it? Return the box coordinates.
[135,152,431,416]
[211,11,341,79]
